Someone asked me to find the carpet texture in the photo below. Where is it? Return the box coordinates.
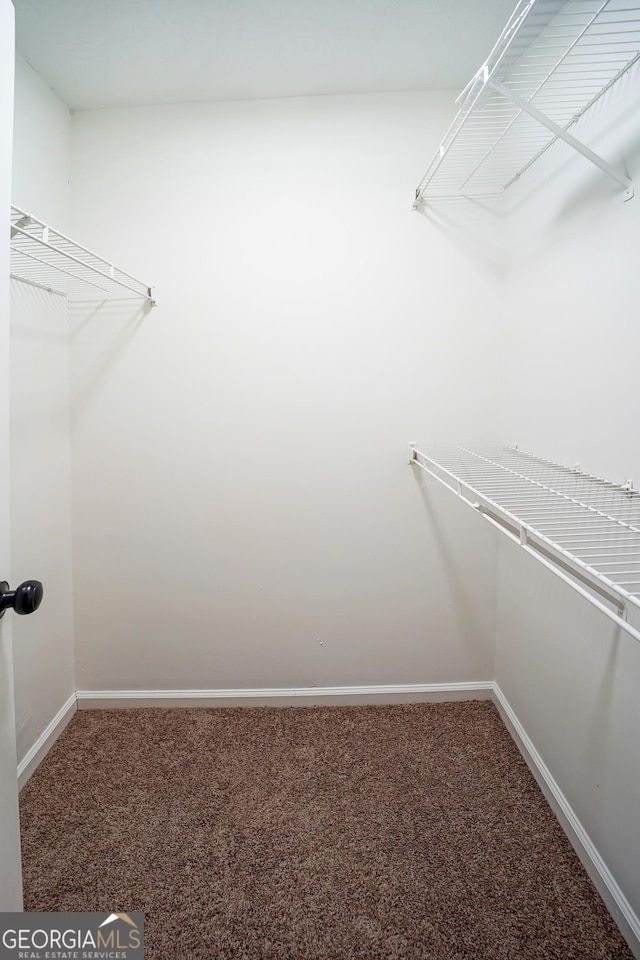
[20,701,633,960]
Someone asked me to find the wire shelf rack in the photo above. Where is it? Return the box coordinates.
[10,206,156,304]
[408,442,640,643]
[415,0,639,207]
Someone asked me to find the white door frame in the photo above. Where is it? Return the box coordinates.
[0,0,24,912]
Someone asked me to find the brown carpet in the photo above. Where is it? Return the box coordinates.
[20,701,632,960]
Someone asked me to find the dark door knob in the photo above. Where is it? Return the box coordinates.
[0,580,44,618]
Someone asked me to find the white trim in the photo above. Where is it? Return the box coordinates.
[75,681,494,710]
[493,682,640,960]
[17,692,78,790]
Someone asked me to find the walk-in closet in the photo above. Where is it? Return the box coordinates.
[1,1,639,957]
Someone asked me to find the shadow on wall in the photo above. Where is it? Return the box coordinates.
[10,280,67,345]
[505,86,640,229]
[414,197,509,279]
[10,280,70,438]
[580,627,621,801]
[411,467,495,660]
[69,298,150,419]
[553,114,640,225]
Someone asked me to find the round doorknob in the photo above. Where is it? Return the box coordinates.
[0,580,44,618]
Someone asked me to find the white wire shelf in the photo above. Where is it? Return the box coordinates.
[415,0,639,207]
[10,206,156,304]
[408,442,640,644]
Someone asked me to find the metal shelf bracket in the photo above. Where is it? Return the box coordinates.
[488,78,634,200]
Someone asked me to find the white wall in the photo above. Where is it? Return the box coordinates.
[496,62,640,927]
[500,63,640,484]
[68,92,501,692]
[10,54,75,764]
[13,54,71,231]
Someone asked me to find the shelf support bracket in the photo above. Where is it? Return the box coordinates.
[488,79,634,200]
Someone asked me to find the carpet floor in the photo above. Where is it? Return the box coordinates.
[20,701,633,960]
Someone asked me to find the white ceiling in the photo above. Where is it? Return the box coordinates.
[14,0,518,111]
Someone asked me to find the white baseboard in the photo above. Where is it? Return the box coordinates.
[493,682,640,960]
[75,681,494,709]
[17,692,78,790]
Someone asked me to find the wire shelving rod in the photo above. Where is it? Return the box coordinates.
[414,0,639,207]
[9,206,156,305]
[408,442,640,643]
